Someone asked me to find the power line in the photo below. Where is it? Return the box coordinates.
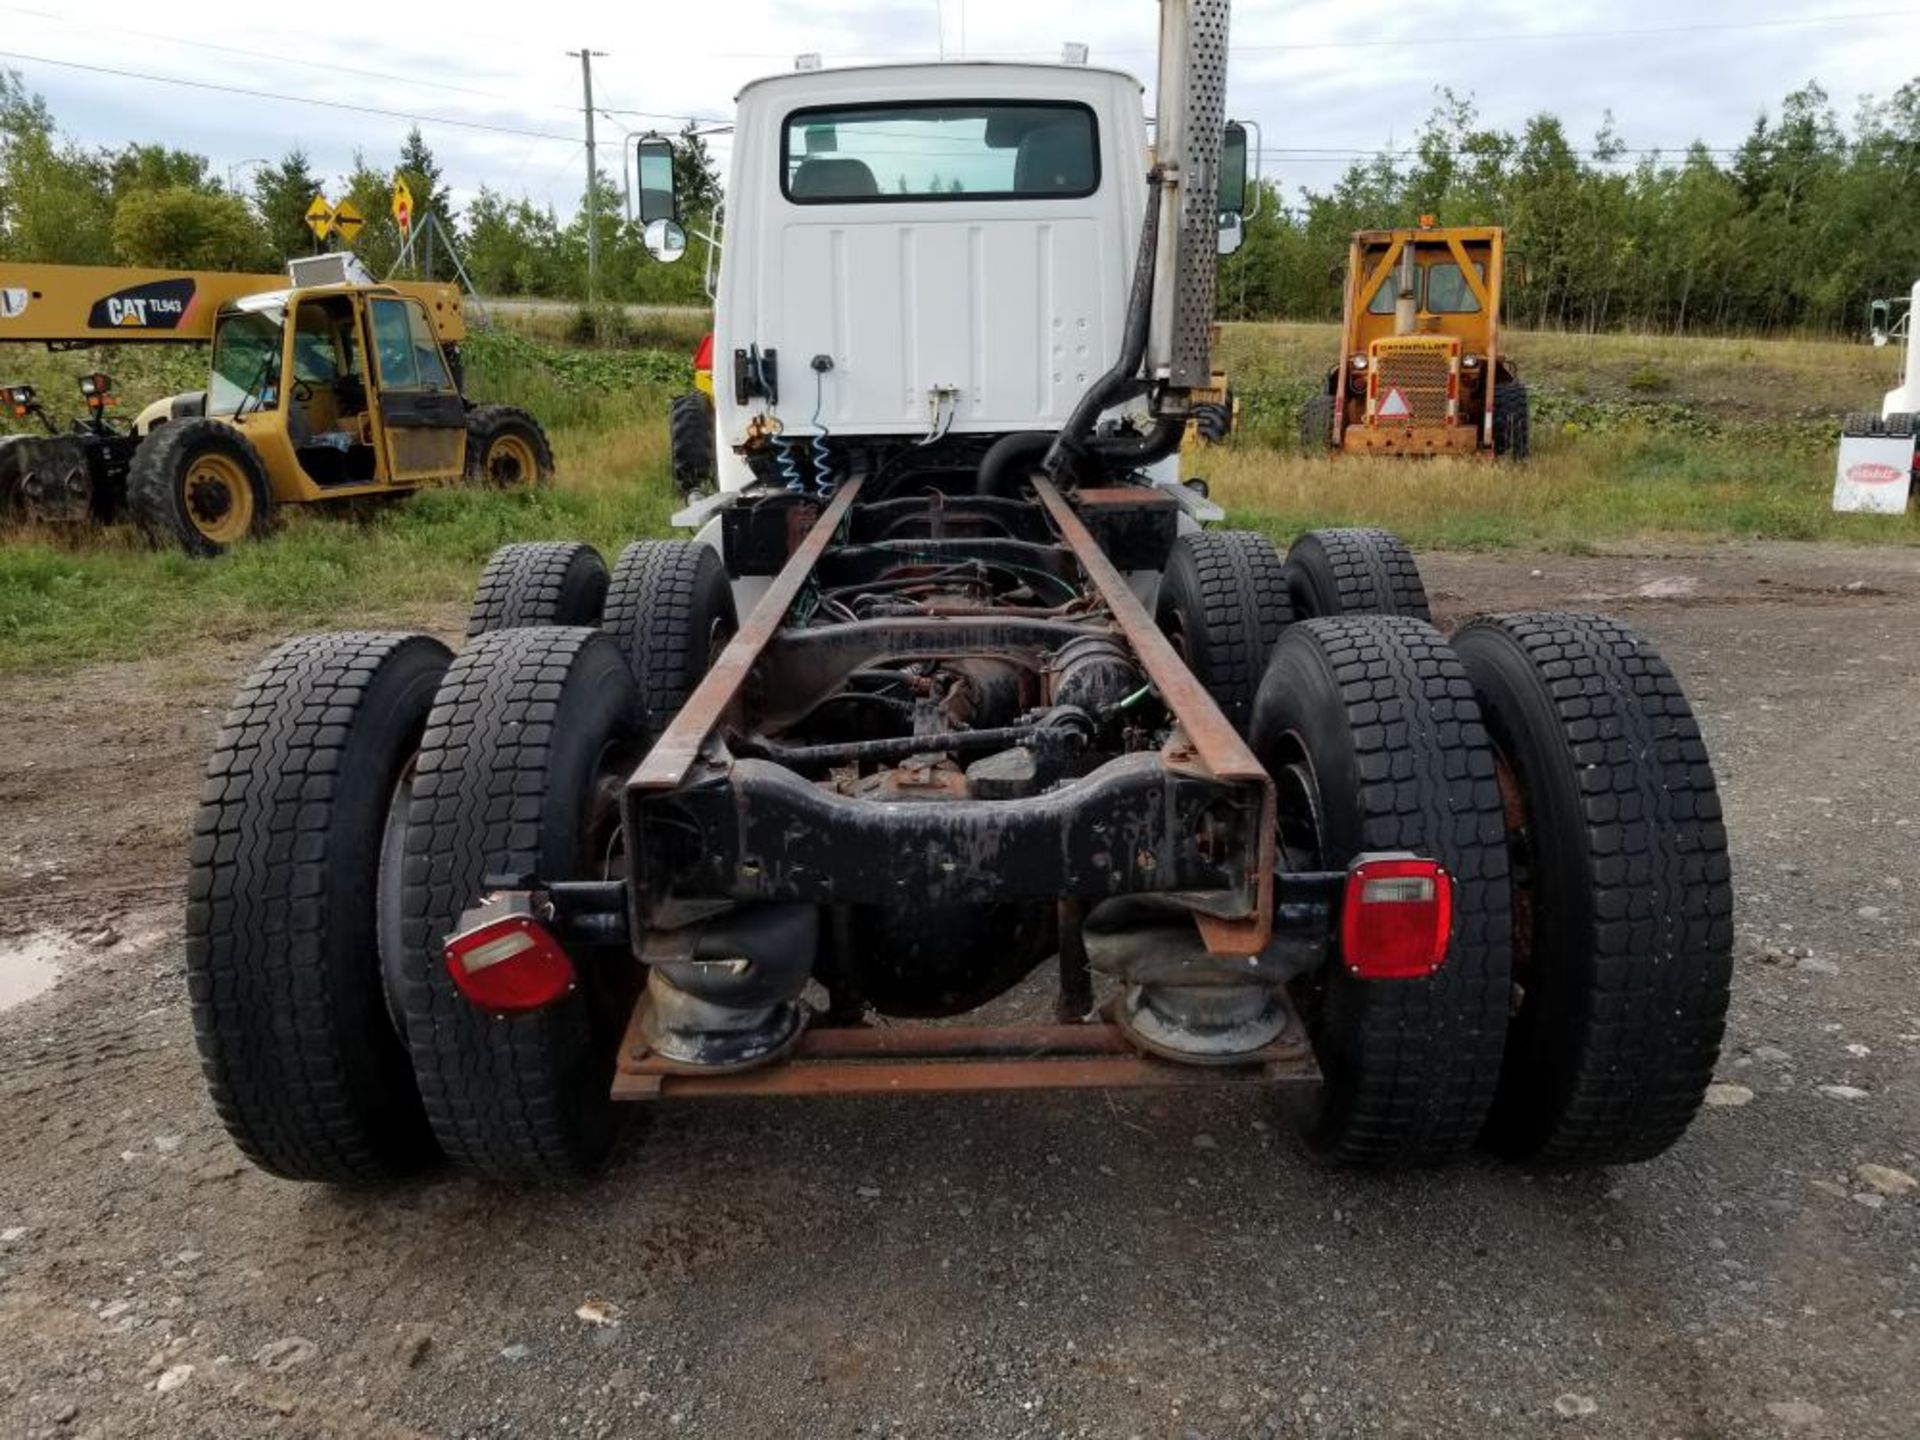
[1258,145,1749,161]
[598,105,735,127]
[1228,7,1920,53]
[0,4,583,115]
[3,4,730,129]
[703,6,1918,60]
[0,49,580,143]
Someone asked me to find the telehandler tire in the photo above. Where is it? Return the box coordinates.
[464,405,554,489]
[602,540,737,736]
[668,391,716,495]
[1298,391,1336,452]
[1190,400,1233,444]
[1250,616,1512,1168]
[1454,613,1733,1165]
[186,631,451,1183]
[1492,380,1531,460]
[466,541,610,637]
[128,418,273,558]
[1154,530,1295,735]
[1286,528,1432,622]
[397,627,645,1184]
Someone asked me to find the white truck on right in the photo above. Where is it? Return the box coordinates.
[1834,279,1917,514]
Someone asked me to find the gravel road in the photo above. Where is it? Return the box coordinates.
[1,541,1916,1440]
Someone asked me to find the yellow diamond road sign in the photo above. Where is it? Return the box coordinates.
[331,199,365,246]
[305,195,334,241]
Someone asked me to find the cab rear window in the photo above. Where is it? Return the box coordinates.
[782,101,1099,204]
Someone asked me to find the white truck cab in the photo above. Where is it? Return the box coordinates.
[1875,280,1919,418]
[711,63,1152,493]
[640,54,1247,501]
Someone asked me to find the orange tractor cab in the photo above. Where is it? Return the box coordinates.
[1300,223,1528,459]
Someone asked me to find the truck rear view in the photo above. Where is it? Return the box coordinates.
[179,2,1733,1192]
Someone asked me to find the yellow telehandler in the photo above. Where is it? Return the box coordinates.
[0,254,550,555]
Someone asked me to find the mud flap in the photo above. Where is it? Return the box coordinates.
[1833,431,1914,514]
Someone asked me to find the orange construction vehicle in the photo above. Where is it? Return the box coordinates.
[1300,222,1528,459]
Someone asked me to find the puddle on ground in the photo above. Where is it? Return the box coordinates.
[0,935,66,1012]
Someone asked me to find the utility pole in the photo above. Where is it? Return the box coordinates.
[568,48,608,303]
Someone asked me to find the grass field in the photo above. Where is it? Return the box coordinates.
[1,314,1914,676]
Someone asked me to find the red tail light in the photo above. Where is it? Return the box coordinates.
[1340,855,1453,979]
[693,332,715,375]
[444,914,576,1014]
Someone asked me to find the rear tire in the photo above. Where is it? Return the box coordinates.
[128,419,272,558]
[601,540,737,735]
[1298,391,1335,452]
[465,541,609,637]
[1286,528,1432,622]
[397,627,645,1184]
[464,404,554,489]
[1154,530,1295,735]
[1492,380,1531,460]
[1250,616,1512,1168]
[1454,613,1734,1165]
[187,632,450,1183]
[668,391,716,495]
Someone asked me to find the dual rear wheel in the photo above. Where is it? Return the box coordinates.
[189,541,737,1185]
[190,524,1731,1182]
[1165,528,1733,1167]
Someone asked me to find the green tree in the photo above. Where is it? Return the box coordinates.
[111,185,267,269]
[106,144,216,202]
[338,151,402,275]
[0,71,112,263]
[397,126,455,236]
[253,149,323,262]
[669,121,722,218]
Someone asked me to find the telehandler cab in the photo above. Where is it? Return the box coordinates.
[0,254,550,554]
[186,2,1731,1189]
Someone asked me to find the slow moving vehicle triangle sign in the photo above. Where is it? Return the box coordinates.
[1378,386,1413,420]
[392,175,414,239]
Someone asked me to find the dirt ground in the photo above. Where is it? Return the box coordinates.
[1,541,1917,1440]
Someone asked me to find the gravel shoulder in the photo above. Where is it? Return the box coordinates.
[1,541,1917,1440]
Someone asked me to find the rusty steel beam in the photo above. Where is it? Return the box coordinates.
[1031,479,1262,783]
[614,1029,1320,1105]
[610,1014,1316,1100]
[1032,479,1276,955]
[612,1055,1315,1100]
[631,477,864,793]
[794,1023,1131,1059]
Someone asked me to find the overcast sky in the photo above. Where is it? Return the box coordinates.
[2,1,1913,220]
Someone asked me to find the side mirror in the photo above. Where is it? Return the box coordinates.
[1218,121,1249,218]
[645,218,688,265]
[1217,212,1244,258]
[635,134,678,226]
[1870,298,1891,347]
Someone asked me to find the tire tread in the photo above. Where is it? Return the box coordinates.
[186,631,447,1182]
